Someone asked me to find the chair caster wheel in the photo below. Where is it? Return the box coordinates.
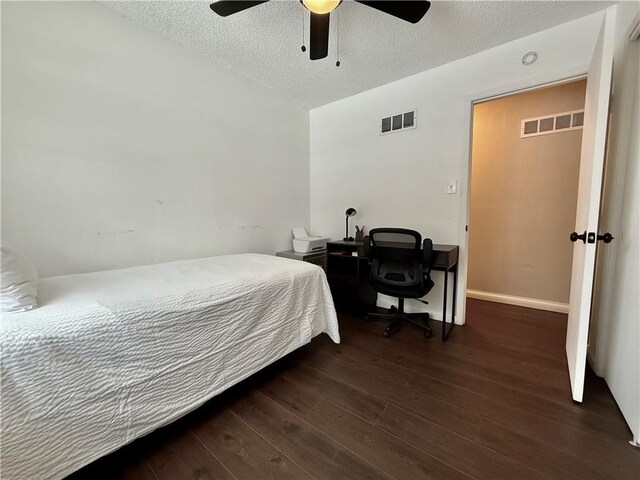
[383,330,391,338]
[424,329,432,339]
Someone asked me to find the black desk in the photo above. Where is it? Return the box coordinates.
[326,240,459,341]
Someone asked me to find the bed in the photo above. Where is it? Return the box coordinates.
[0,253,339,480]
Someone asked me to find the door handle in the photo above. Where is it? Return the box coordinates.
[597,232,615,243]
[570,231,587,243]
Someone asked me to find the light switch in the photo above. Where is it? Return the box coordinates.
[447,180,457,194]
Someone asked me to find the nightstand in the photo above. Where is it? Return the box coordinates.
[276,250,327,270]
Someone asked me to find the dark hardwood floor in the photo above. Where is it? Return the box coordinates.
[68,299,639,480]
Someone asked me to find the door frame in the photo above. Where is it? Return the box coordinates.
[455,66,589,325]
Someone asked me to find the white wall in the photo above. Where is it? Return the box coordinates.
[310,12,604,322]
[590,2,640,443]
[1,1,309,278]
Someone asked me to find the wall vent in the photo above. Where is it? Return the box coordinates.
[521,109,584,138]
[380,109,417,135]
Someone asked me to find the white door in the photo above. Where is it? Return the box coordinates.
[566,10,615,403]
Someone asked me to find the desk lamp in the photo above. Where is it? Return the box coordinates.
[344,208,357,241]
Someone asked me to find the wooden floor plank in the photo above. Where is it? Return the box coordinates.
[231,389,391,480]
[442,346,571,398]
[376,404,550,480]
[325,337,415,385]
[282,362,389,423]
[66,300,637,480]
[344,312,569,397]
[303,348,484,439]
[309,337,636,480]
[477,418,616,480]
[483,374,633,441]
[309,323,640,479]
[343,309,629,440]
[342,313,570,406]
[145,425,235,480]
[407,370,640,478]
[191,407,312,480]
[440,299,566,359]
[304,399,473,480]
[342,305,631,442]
[334,326,489,393]
[257,371,472,480]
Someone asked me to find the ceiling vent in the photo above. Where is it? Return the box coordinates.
[521,109,584,138]
[380,109,417,135]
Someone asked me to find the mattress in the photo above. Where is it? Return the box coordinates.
[0,253,339,479]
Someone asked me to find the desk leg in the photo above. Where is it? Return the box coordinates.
[441,269,448,342]
[452,266,458,321]
[442,266,457,342]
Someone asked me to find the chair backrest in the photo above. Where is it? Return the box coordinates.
[365,228,423,288]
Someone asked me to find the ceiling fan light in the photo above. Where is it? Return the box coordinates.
[302,0,341,15]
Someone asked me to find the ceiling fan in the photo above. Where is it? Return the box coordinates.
[209,1,431,61]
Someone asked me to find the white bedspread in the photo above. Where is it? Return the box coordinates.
[0,254,339,479]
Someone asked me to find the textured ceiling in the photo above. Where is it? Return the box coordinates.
[102,0,612,108]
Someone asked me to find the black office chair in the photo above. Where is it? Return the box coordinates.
[363,228,434,339]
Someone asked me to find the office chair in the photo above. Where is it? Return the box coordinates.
[363,228,434,339]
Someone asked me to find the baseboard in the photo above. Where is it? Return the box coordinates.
[466,289,569,314]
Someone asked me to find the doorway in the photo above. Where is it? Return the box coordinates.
[466,79,587,315]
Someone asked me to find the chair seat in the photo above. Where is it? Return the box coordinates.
[372,276,434,299]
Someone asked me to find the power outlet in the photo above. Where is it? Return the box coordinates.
[447,180,457,194]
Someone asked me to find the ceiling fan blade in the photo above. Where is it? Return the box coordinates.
[310,12,330,60]
[209,1,269,17]
[355,0,431,24]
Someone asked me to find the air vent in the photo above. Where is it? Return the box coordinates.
[380,109,417,135]
[521,109,584,138]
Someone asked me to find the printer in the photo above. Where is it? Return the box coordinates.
[292,228,330,254]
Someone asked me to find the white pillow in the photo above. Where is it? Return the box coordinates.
[1,245,38,313]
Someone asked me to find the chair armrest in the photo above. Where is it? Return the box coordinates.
[422,238,433,273]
